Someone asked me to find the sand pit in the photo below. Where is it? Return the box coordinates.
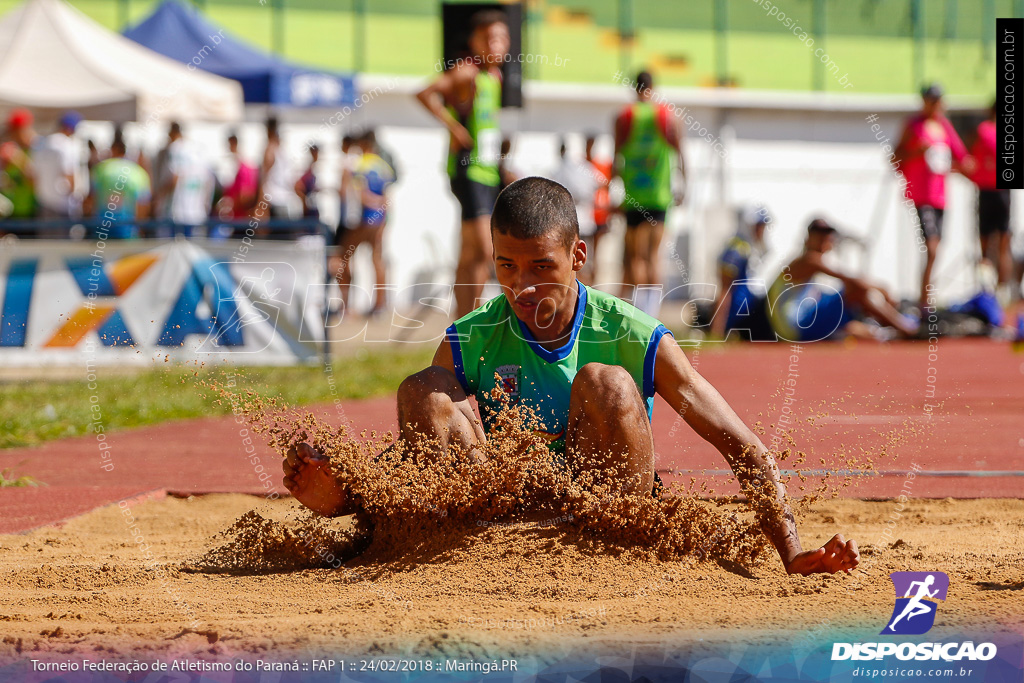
[0,493,1021,663]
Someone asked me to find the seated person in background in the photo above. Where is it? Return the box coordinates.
[711,206,774,341]
[768,219,918,342]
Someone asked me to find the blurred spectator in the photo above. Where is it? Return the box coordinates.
[295,143,321,233]
[336,129,395,316]
[415,8,508,317]
[152,122,182,220]
[0,108,38,228]
[335,133,360,249]
[261,116,294,225]
[360,129,399,188]
[33,111,84,235]
[970,102,1014,305]
[585,133,612,281]
[551,137,599,283]
[86,133,151,240]
[894,83,975,310]
[218,131,259,223]
[768,219,917,341]
[711,206,774,341]
[165,126,215,237]
[85,138,101,173]
[613,70,686,316]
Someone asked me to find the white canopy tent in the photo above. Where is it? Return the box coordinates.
[0,0,243,126]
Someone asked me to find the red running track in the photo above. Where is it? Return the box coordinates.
[1,339,1021,533]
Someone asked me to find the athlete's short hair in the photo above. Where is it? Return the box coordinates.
[492,176,579,249]
[807,217,837,235]
[636,70,653,94]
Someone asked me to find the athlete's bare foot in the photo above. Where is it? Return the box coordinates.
[282,442,355,517]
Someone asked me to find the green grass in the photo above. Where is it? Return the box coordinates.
[0,348,433,450]
[0,463,43,487]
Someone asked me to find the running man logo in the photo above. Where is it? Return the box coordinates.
[882,571,949,635]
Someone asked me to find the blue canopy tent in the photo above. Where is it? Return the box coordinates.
[123,0,356,107]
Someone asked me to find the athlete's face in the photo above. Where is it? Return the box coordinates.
[470,21,511,66]
[492,229,586,329]
[753,222,767,244]
[922,96,942,118]
[807,231,836,253]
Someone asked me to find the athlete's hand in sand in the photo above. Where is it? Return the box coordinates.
[784,534,859,575]
[282,443,354,517]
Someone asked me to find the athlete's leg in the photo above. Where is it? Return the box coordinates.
[845,283,917,337]
[980,232,994,267]
[565,363,655,496]
[283,366,486,517]
[455,215,492,317]
[336,227,372,311]
[578,235,595,286]
[645,220,666,290]
[630,223,651,289]
[621,223,638,298]
[997,230,1013,286]
[920,235,940,310]
[397,366,486,463]
[642,219,666,316]
[592,225,606,282]
[370,224,387,311]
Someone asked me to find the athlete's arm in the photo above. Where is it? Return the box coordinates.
[943,120,976,177]
[803,252,872,298]
[663,109,686,202]
[893,123,924,166]
[611,110,630,184]
[710,269,735,340]
[415,70,474,150]
[653,335,860,575]
[431,338,458,375]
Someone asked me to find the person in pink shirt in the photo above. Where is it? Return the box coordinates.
[218,132,259,225]
[971,102,1013,293]
[895,84,974,309]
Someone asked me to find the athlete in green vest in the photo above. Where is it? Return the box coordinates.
[283,177,859,576]
[416,10,509,318]
[613,70,686,318]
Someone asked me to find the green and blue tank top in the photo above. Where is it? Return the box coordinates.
[445,281,672,452]
[617,102,674,211]
[446,70,502,187]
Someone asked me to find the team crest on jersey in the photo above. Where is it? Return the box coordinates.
[495,364,521,402]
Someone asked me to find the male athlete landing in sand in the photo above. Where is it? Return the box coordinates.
[284,177,860,576]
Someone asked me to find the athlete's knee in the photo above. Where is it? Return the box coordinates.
[398,367,462,410]
[572,363,638,407]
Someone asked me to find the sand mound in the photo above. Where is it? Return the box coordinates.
[190,381,913,576]
[186,508,370,574]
